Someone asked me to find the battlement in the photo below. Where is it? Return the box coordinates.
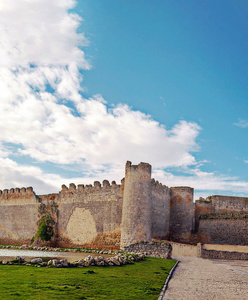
[170,186,194,193]
[125,161,151,176]
[60,179,123,194]
[151,178,169,192]
[0,186,36,201]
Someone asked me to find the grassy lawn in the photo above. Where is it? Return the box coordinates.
[0,257,176,299]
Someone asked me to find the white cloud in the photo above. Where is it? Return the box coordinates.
[153,167,248,199]
[0,0,247,199]
[234,119,248,128]
[0,0,201,187]
[0,0,88,68]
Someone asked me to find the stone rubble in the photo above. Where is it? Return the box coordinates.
[0,251,145,268]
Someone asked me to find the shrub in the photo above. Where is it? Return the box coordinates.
[35,215,54,241]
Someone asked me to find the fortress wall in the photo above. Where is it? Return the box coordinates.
[198,217,248,245]
[56,180,124,249]
[209,195,248,213]
[121,161,152,248]
[151,179,170,239]
[38,193,59,204]
[169,187,194,243]
[0,187,39,244]
[201,248,248,260]
[194,199,212,230]
[3,161,248,249]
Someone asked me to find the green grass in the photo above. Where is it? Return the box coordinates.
[0,257,176,299]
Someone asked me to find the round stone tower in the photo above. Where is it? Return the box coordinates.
[120,161,152,248]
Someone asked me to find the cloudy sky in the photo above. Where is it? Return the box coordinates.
[0,0,248,199]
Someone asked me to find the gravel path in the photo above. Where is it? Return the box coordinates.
[163,256,248,300]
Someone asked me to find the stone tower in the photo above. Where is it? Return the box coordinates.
[169,186,194,243]
[120,161,152,248]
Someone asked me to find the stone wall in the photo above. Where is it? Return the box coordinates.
[151,179,170,239]
[194,199,212,231]
[123,241,172,259]
[0,187,39,244]
[170,241,198,257]
[56,180,123,249]
[169,187,194,243]
[201,249,248,260]
[198,213,248,245]
[209,195,248,213]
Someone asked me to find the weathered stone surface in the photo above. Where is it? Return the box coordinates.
[52,259,60,267]
[169,187,194,243]
[84,255,95,266]
[108,257,121,266]
[60,259,69,267]
[121,161,152,247]
[94,256,105,266]
[15,256,25,263]
[31,258,43,264]
[123,241,172,259]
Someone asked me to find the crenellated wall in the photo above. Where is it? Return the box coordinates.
[0,187,39,245]
[151,179,170,239]
[1,161,248,249]
[56,180,124,249]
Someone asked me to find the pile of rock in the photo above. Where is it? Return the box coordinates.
[0,253,144,268]
[123,241,172,259]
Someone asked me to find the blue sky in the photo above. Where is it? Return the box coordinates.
[0,0,248,199]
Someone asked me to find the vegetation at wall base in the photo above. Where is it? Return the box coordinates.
[34,215,55,242]
[0,257,176,299]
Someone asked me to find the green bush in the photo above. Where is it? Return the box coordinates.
[36,215,54,241]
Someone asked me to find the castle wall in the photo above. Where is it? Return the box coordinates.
[194,199,212,231]
[151,179,170,239]
[56,180,123,249]
[121,161,152,248]
[201,248,248,260]
[198,214,248,245]
[0,188,39,244]
[2,161,248,249]
[169,187,194,243]
[209,195,248,213]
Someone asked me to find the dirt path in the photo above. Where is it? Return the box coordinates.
[163,256,248,300]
